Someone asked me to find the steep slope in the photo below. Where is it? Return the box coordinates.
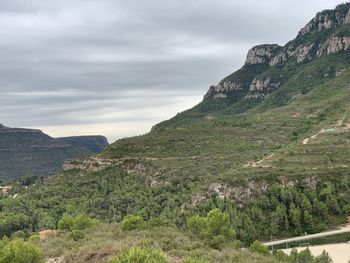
[93,3,350,225]
[154,3,350,128]
[0,124,108,181]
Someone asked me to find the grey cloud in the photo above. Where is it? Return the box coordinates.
[0,0,345,141]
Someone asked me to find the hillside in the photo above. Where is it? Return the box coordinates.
[0,3,350,263]
[0,124,108,182]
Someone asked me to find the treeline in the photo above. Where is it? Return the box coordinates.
[0,167,350,246]
[0,168,190,238]
[193,178,350,244]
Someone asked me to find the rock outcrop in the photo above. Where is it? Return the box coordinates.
[317,36,350,56]
[245,44,281,65]
[204,3,350,102]
[249,77,280,91]
[298,5,350,37]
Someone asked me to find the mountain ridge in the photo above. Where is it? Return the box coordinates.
[0,124,108,182]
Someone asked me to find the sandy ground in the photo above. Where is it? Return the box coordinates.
[282,243,350,263]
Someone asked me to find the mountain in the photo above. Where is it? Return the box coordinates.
[57,0,350,241]
[0,124,108,182]
[97,3,350,187]
[154,3,350,128]
[1,3,350,263]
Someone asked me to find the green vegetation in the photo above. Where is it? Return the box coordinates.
[0,238,44,263]
[121,215,146,231]
[109,247,168,263]
[187,209,236,248]
[58,214,98,231]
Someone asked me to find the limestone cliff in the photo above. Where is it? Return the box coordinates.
[204,3,350,105]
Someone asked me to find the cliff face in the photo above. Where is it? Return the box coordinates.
[297,5,350,36]
[0,124,108,181]
[244,44,281,65]
[203,3,350,107]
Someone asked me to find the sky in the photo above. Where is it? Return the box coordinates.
[0,0,346,142]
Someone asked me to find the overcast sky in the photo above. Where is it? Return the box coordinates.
[0,0,346,142]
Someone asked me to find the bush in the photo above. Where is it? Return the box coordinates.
[187,215,207,235]
[109,247,168,263]
[69,230,85,241]
[0,238,44,263]
[187,209,236,249]
[121,215,145,231]
[58,214,97,231]
[11,230,30,240]
[28,235,40,242]
[72,214,97,230]
[57,214,74,231]
[249,240,269,255]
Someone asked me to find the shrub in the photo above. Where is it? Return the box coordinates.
[187,209,236,249]
[57,214,74,231]
[121,215,145,231]
[109,247,168,263]
[249,240,269,255]
[28,235,40,242]
[72,214,97,230]
[187,215,207,235]
[58,214,97,231]
[69,230,85,241]
[11,230,29,240]
[0,238,44,263]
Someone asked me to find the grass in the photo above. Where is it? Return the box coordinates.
[39,223,282,263]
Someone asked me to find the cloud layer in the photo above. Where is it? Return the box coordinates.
[0,0,344,142]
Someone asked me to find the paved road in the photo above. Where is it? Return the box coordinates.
[264,227,350,247]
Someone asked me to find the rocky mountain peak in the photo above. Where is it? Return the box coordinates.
[203,3,350,104]
[297,3,350,37]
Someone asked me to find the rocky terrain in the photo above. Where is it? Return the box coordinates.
[202,3,350,110]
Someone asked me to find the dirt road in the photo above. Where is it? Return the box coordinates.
[282,243,350,263]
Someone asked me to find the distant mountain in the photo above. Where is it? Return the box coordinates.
[0,124,108,181]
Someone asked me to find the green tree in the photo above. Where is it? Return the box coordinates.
[296,248,314,263]
[109,247,168,263]
[289,203,302,233]
[187,209,236,248]
[276,204,289,230]
[0,238,44,263]
[303,210,314,231]
[314,250,332,263]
